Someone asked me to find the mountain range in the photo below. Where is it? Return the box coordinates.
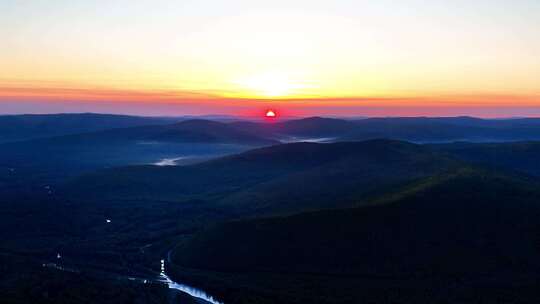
[4,113,540,303]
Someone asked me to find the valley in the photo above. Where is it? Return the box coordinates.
[3,114,540,303]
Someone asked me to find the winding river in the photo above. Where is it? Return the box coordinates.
[159,254,223,304]
[159,272,223,304]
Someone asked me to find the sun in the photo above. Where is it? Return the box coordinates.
[265,110,277,118]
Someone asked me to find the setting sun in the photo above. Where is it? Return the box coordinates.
[265,110,277,118]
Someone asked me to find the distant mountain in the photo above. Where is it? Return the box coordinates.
[0,119,276,185]
[229,116,358,141]
[149,119,278,144]
[0,113,178,143]
[236,116,540,143]
[270,116,358,137]
[344,117,540,142]
[5,114,540,145]
[170,167,540,303]
[9,119,278,146]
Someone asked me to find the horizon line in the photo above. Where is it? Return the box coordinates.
[1,111,540,120]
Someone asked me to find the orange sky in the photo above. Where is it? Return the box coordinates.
[1,1,539,117]
[3,86,539,118]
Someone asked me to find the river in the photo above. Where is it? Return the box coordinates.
[159,272,223,304]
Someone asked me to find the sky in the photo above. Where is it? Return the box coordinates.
[1,0,539,117]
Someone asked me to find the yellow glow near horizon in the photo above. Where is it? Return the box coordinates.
[1,0,540,112]
[232,71,316,98]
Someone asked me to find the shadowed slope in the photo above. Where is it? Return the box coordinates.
[435,141,540,176]
[170,168,540,303]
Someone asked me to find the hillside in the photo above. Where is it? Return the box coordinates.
[170,168,540,303]
[66,140,462,215]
